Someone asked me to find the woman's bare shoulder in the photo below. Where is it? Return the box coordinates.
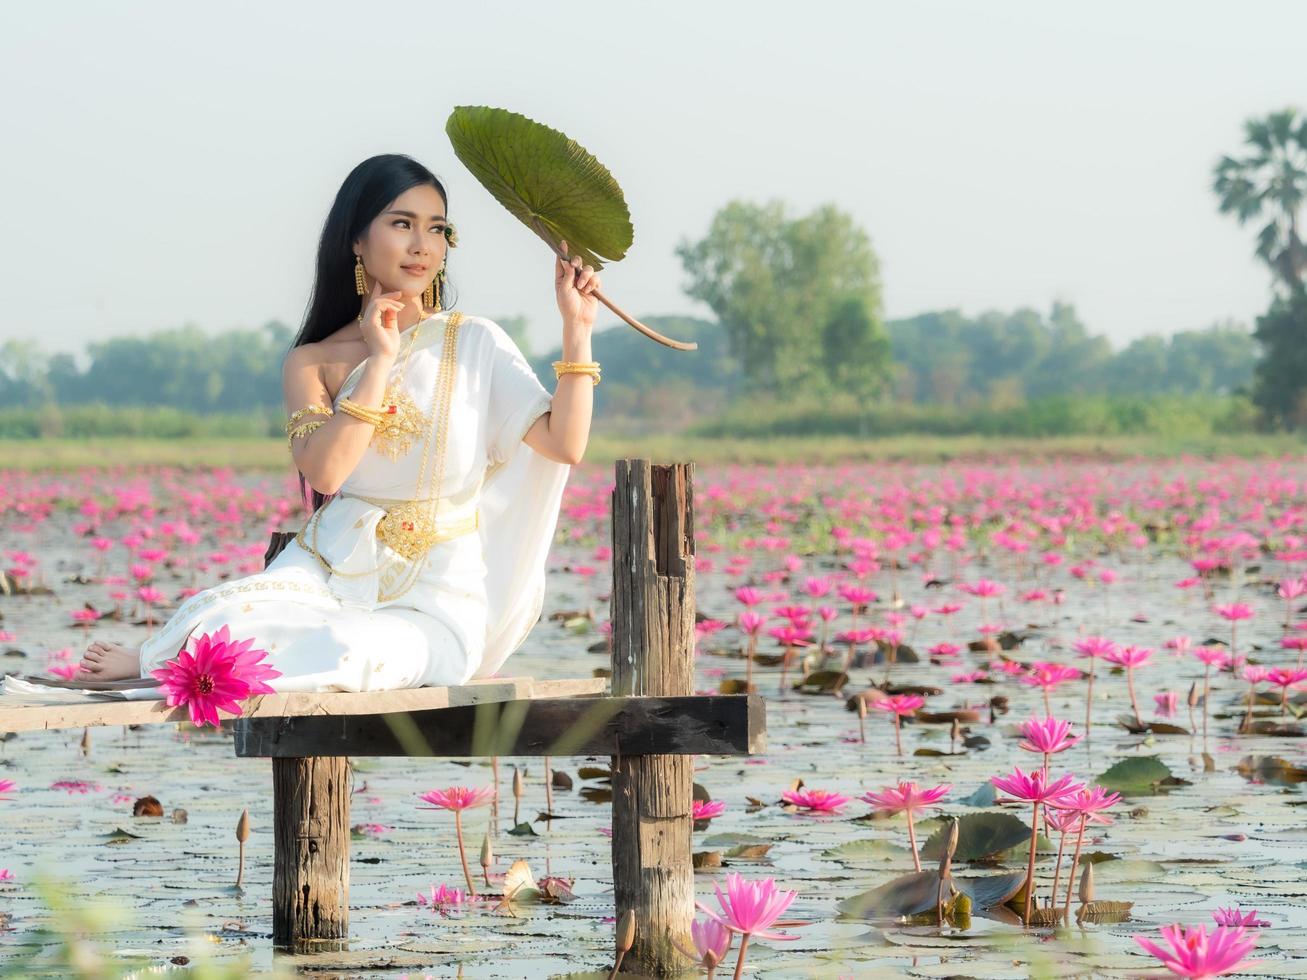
[286,323,370,395]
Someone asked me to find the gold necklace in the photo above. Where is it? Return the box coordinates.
[368,316,431,462]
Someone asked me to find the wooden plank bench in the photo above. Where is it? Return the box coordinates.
[0,459,764,976]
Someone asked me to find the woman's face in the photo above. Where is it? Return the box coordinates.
[355,183,449,303]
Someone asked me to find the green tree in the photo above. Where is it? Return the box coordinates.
[821,295,891,432]
[1251,287,1307,427]
[675,200,889,394]
[1213,108,1307,290]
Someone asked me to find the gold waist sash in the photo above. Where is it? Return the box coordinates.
[343,491,479,562]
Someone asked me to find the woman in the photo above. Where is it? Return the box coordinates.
[73,154,601,691]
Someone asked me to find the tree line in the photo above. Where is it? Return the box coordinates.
[1,106,1300,431]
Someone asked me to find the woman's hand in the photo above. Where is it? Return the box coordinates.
[358,279,404,361]
[555,239,602,332]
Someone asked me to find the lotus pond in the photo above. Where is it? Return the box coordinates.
[1,457,1305,977]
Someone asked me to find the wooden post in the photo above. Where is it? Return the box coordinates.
[272,755,352,950]
[610,459,696,976]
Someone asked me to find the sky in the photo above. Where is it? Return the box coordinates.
[1,0,1303,362]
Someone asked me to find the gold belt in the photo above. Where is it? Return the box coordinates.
[345,492,479,564]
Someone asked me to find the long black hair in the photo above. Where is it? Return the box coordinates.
[289,154,458,515]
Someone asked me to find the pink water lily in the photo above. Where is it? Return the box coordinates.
[859,781,951,871]
[149,626,279,728]
[1048,784,1121,915]
[1212,906,1270,928]
[1104,645,1153,727]
[1134,923,1259,978]
[693,799,728,822]
[416,882,469,916]
[696,872,800,980]
[1020,662,1081,714]
[1017,714,1082,759]
[0,779,14,799]
[780,787,851,813]
[419,785,495,897]
[870,693,925,756]
[992,767,1085,921]
[673,916,734,976]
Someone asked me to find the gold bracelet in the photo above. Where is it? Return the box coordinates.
[555,368,601,386]
[338,398,386,426]
[552,360,600,371]
[284,404,334,435]
[287,419,328,443]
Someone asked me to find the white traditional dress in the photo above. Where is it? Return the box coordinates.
[135,312,571,692]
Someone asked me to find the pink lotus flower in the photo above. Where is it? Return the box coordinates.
[1017,715,1082,756]
[992,767,1085,807]
[780,787,850,813]
[1047,783,1122,914]
[696,872,799,941]
[870,694,924,716]
[1214,602,1255,621]
[859,781,951,872]
[1154,691,1179,718]
[961,579,1005,598]
[419,785,495,897]
[693,799,727,822]
[1071,637,1113,661]
[416,882,469,915]
[673,916,734,972]
[1134,923,1259,978]
[0,779,15,799]
[1021,662,1081,713]
[993,767,1085,922]
[1104,644,1153,669]
[1048,783,1121,819]
[418,786,496,812]
[837,584,877,606]
[870,693,925,756]
[928,642,964,660]
[1212,907,1270,928]
[51,779,99,793]
[859,780,951,816]
[1192,646,1228,667]
[149,626,279,728]
[1104,645,1153,727]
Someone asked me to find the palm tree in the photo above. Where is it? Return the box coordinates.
[1213,108,1307,291]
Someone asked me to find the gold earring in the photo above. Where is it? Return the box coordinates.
[424,261,446,313]
[354,254,367,296]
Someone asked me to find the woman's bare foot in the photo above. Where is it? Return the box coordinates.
[76,640,142,682]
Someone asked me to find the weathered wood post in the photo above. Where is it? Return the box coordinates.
[610,458,696,976]
[271,756,352,949]
[264,531,353,951]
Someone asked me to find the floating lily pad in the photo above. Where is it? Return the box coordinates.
[822,838,911,863]
[953,870,1026,909]
[1096,756,1189,795]
[959,783,998,807]
[838,870,942,918]
[792,670,848,694]
[1236,755,1307,785]
[920,812,1049,863]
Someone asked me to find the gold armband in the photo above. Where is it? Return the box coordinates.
[552,360,601,386]
[287,419,328,444]
[338,398,389,426]
[284,404,334,435]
